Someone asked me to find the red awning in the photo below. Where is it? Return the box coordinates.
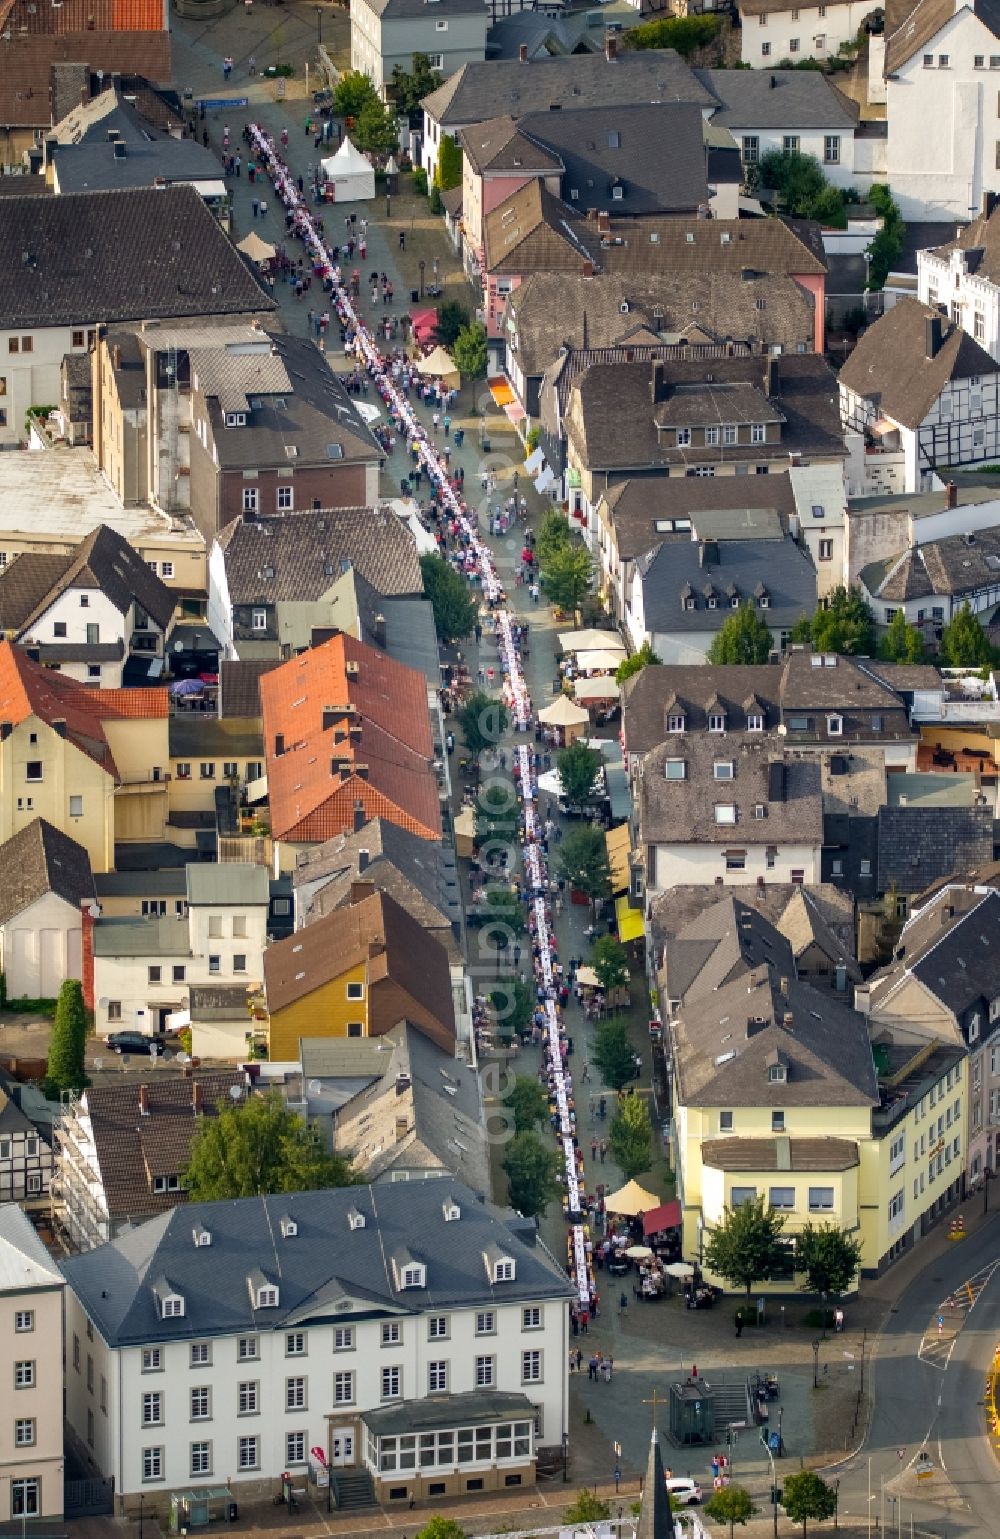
[411,308,437,342]
[642,1200,682,1236]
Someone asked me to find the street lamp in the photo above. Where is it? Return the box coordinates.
[812,1339,820,1389]
[316,4,323,43]
[760,1429,779,1539]
[562,1430,569,1483]
[419,259,426,299]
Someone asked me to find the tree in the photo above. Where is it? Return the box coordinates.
[867,184,905,290]
[616,640,661,684]
[792,586,876,656]
[556,739,602,806]
[536,509,572,565]
[389,52,443,126]
[781,1471,838,1538]
[592,1019,637,1090]
[557,822,611,904]
[435,132,463,191]
[419,552,478,644]
[456,689,509,759]
[502,1130,561,1217]
[703,1195,786,1298]
[490,976,534,1043]
[707,603,774,665]
[475,781,517,845]
[541,544,592,613]
[564,1491,611,1524]
[591,935,629,994]
[184,1090,356,1199]
[414,1519,467,1539]
[609,1094,652,1178]
[503,1074,550,1134]
[433,299,471,348]
[796,1222,862,1298]
[758,149,847,226]
[879,607,926,663]
[704,1485,756,1539]
[45,978,88,1097]
[353,98,399,160]
[480,885,526,941]
[452,322,488,380]
[623,12,722,54]
[939,601,994,667]
[332,70,378,119]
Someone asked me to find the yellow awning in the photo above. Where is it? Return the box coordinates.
[616,895,644,944]
[606,824,631,894]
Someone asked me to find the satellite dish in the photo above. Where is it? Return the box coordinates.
[228,1084,242,1101]
[98,997,109,1010]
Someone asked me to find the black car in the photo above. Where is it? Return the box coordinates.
[104,1031,170,1057]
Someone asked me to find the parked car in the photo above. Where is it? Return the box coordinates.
[666,1478,702,1506]
[104,1030,170,1057]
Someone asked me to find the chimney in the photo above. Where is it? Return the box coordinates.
[767,761,786,803]
[650,359,665,404]
[765,356,778,398]
[139,1085,149,1116]
[783,1011,794,1028]
[372,613,387,648]
[0,722,10,741]
[581,259,594,278]
[597,210,611,235]
[358,848,370,873]
[519,43,528,62]
[925,314,943,360]
[80,86,89,108]
[353,798,366,833]
[350,880,377,904]
[81,900,96,1013]
[605,34,618,60]
[112,343,121,371]
[52,717,67,738]
[946,480,958,510]
[984,190,999,219]
[780,975,789,998]
[193,1082,202,1114]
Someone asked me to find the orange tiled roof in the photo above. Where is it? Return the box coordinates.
[260,634,440,844]
[0,641,168,780]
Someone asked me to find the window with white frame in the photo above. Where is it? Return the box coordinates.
[713,761,734,780]
[476,1355,496,1387]
[142,1392,163,1426]
[428,1360,448,1392]
[522,1305,542,1330]
[808,1186,834,1211]
[242,487,259,513]
[742,136,759,163]
[191,1342,210,1367]
[747,712,764,731]
[708,712,726,732]
[277,485,293,511]
[381,1322,401,1346]
[142,1348,161,1373]
[141,1449,163,1484]
[381,1365,402,1399]
[14,1311,33,1333]
[14,1419,34,1447]
[428,1315,449,1340]
[475,1310,495,1335]
[824,136,840,164]
[333,1370,354,1404]
[714,804,737,824]
[238,1336,258,1361]
[521,1349,542,1382]
[238,1381,258,1415]
[190,1441,212,1477]
[286,1432,306,1465]
[667,713,686,733]
[237,1435,259,1471]
[190,1387,211,1421]
[333,1326,353,1351]
[286,1376,306,1410]
[751,423,766,443]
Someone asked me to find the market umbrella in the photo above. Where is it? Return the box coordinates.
[625,1245,654,1260]
[574,675,621,702]
[538,694,590,728]
[575,648,626,673]
[559,628,626,654]
[170,678,204,695]
[236,230,276,263]
[416,344,461,389]
[576,965,600,988]
[354,400,382,424]
[605,1178,661,1217]
[664,1261,696,1279]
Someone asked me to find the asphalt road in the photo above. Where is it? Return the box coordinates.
[835,1215,1000,1538]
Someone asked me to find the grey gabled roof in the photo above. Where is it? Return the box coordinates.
[839,298,1000,430]
[664,894,796,1004]
[638,1430,676,1539]
[185,862,270,907]
[696,67,860,130]
[876,886,1000,1015]
[60,1179,572,1346]
[0,817,95,926]
[217,506,423,606]
[637,536,816,635]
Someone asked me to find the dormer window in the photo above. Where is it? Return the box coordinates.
[708,713,726,733]
[256,1285,279,1308]
[730,595,740,609]
[225,411,247,428]
[401,1264,426,1289]
[677,428,691,447]
[348,1208,366,1230]
[667,713,686,733]
[827,714,843,736]
[280,1216,298,1238]
[758,593,770,610]
[162,1295,184,1318]
[685,596,696,611]
[192,1223,211,1248]
[747,713,764,732]
[494,1259,515,1281]
[768,1064,787,1083]
[443,1200,461,1222]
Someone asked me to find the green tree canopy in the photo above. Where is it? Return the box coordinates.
[502,1074,550,1134]
[878,607,926,663]
[556,739,603,806]
[353,98,399,160]
[781,1471,838,1538]
[389,52,443,126]
[536,509,572,565]
[452,322,488,380]
[590,934,629,994]
[456,689,509,759]
[796,1222,862,1297]
[866,184,904,290]
[592,1019,637,1091]
[433,299,471,348]
[704,1194,786,1297]
[475,781,517,845]
[332,70,378,118]
[479,885,527,943]
[419,552,478,645]
[707,603,774,665]
[609,1094,652,1178]
[541,544,593,612]
[414,1518,467,1539]
[564,1491,611,1524]
[502,1130,561,1217]
[45,978,88,1098]
[791,586,876,655]
[757,149,847,226]
[939,602,994,667]
[616,640,661,684]
[704,1486,756,1539]
[490,976,534,1043]
[623,12,722,53]
[557,822,611,904]
[183,1090,356,1199]
[435,132,463,191]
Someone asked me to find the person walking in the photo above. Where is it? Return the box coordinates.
[399,230,406,250]
[735,1309,744,1338]
[248,55,256,75]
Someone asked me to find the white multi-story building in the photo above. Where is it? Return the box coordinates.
[917,198,1000,361]
[737,0,882,67]
[0,1206,66,1520]
[884,0,1000,221]
[61,1182,572,1514]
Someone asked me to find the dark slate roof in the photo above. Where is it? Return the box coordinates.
[638,1431,676,1539]
[621,662,781,755]
[600,476,797,562]
[866,527,1000,600]
[640,734,824,848]
[637,535,816,635]
[52,95,223,194]
[663,894,796,1004]
[2,524,175,636]
[362,0,484,17]
[839,298,1000,429]
[0,186,274,328]
[696,67,860,130]
[876,804,995,894]
[217,507,423,605]
[925,200,1000,284]
[421,49,714,127]
[649,881,857,971]
[294,817,462,938]
[218,659,279,718]
[460,114,564,176]
[0,553,74,633]
[590,213,828,277]
[0,817,94,925]
[60,1178,572,1346]
[518,102,710,216]
[877,886,1000,1015]
[672,964,878,1107]
[94,869,187,898]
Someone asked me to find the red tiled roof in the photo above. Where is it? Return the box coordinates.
[3,0,164,33]
[0,641,168,779]
[260,634,440,844]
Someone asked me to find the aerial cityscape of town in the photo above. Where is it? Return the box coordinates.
[0,0,998,1536]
